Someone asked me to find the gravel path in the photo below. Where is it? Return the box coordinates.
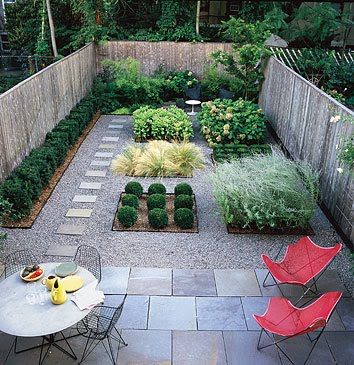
[1,115,353,297]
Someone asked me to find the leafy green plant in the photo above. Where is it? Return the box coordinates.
[121,194,139,209]
[124,181,143,198]
[174,183,193,196]
[213,144,271,162]
[174,194,193,210]
[174,208,194,229]
[147,194,166,211]
[148,208,168,229]
[201,64,233,100]
[198,99,266,147]
[165,70,199,97]
[148,183,166,195]
[117,206,138,228]
[211,149,319,230]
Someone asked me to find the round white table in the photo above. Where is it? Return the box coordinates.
[0,262,96,363]
[185,99,201,116]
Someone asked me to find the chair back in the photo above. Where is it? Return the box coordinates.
[106,294,127,335]
[5,250,38,278]
[74,245,101,282]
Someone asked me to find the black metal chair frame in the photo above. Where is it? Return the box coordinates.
[77,295,127,364]
[4,249,39,278]
[74,245,102,283]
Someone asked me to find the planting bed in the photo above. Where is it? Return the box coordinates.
[212,144,272,163]
[227,223,314,235]
[112,193,198,233]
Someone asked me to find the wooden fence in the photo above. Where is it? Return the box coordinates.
[259,57,354,244]
[0,43,97,182]
[97,41,232,76]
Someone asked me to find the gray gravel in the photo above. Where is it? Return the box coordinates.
[1,115,353,297]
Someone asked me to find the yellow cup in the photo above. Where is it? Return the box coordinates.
[42,275,57,290]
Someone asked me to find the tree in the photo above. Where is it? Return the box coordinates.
[46,0,58,57]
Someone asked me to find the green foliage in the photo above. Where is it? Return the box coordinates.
[148,183,166,195]
[174,194,193,210]
[339,134,354,169]
[0,197,11,245]
[201,65,232,100]
[174,208,194,229]
[211,149,319,229]
[0,74,29,94]
[213,144,271,162]
[121,194,139,209]
[148,208,168,229]
[133,106,193,142]
[117,206,138,228]
[125,181,143,198]
[12,161,42,200]
[147,194,166,211]
[165,70,199,98]
[198,99,266,147]
[112,107,131,115]
[174,183,193,197]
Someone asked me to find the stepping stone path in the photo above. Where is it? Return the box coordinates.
[85,170,107,177]
[46,243,78,256]
[90,160,111,167]
[56,224,86,236]
[94,152,114,158]
[73,195,97,203]
[66,208,93,218]
[99,143,117,149]
[102,136,119,142]
[108,124,124,129]
[79,182,102,190]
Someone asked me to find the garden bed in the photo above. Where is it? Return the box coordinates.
[112,193,198,233]
[227,223,314,235]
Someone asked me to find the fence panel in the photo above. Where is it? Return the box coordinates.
[259,57,354,243]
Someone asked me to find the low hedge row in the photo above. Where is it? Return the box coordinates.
[213,144,272,163]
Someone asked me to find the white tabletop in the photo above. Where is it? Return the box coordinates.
[0,262,96,337]
[185,100,201,105]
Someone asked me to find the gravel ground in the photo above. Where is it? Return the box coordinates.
[1,115,353,297]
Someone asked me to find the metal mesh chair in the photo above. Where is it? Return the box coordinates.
[4,249,38,278]
[76,295,127,364]
[74,245,101,283]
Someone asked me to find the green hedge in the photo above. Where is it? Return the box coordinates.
[213,144,272,162]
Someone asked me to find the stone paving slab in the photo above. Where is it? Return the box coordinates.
[56,224,86,236]
[79,182,102,190]
[94,152,114,158]
[196,297,247,330]
[173,331,227,365]
[90,160,111,167]
[128,267,172,295]
[336,297,354,330]
[149,296,197,330]
[102,136,119,142]
[73,194,97,203]
[173,269,217,296]
[65,208,92,218]
[99,143,117,149]
[46,244,77,256]
[214,269,261,296]
[85,170,107,177]
[100,266,130,294]
[109,124,124,129]
[117,330,171,365]
[325,332,354,364]
[241,296,269,331]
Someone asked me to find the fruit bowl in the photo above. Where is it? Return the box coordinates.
[20,265,45,282]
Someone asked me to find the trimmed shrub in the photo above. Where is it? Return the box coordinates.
[174,194,193,210]
[12,161,42,199]
[174,208,194,229]
[147,194,166,210]
[125,181,143,197]
[148,183,166,195]
[117,206,138,227]
[148,208,168,229]
[122,194,139,209]
[174,183,193,196]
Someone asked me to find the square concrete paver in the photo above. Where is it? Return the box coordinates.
[90,160,111,167]
[128,267,172,295]
[315,270,350,297]
[214,269,261,296]
[85,170,107,177]
[173,331,227,365]
[65,208,92,218]
[241,296,270,330]
[56,224,86,236]
[99,143,117,149]
[196,297,247,330]
[46,244,77,257]
[149,296,197,330]
[336,297,354,330]
[173,269,217,296]
[79,182,102,190]
[100,266,130,294]
[102,136,119,142]
[73,194,97,203]
[117,330,171,365]
[94,152,114,158]
[325,332,354,364]
[109,124,124,129]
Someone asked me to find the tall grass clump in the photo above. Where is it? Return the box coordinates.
[211,149,319,229]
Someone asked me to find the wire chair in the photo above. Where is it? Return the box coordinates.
[76,295,127,364]
[74,245,102,283]
[4,249,39,278]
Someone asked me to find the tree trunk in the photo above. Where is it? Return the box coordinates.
[45,0,58,57]
[196,0,201,34]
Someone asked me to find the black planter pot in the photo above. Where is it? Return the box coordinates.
[185,83,201,100]
[219,87,235,100]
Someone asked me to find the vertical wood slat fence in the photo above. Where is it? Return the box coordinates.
[97,41,232,76]
[0,43,97,182]
[259,57,354,244]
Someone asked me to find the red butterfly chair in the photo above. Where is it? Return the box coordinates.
[262,236,342,302]
[254,291,342,365]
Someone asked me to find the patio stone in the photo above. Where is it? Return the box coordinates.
[65,208,92,218]
[94,152,114,158]
[46,244,77,256]
[100,266,130,294]
[173,269,216,296]
[149,296,197,330]
[85,170,107,177]
[127,267,172,295]
[109,124,124,129]
[223,331,280,365]
[196,297,246,330]
[173,331,227,365]
[241,296,270,330]
[336,297,354,330]
[102,136,119,142]
[90,160,111,167]
[325,332,354,364]
[315,270,350,297]
[214,269,261,296]
[117,330,171,365]
[99,143,117,149]
[73,194,97,203]
[56,224,86,236]
[79,182,102,190]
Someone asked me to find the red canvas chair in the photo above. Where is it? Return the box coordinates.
[262,236,342,302]
[254,291,342,365]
